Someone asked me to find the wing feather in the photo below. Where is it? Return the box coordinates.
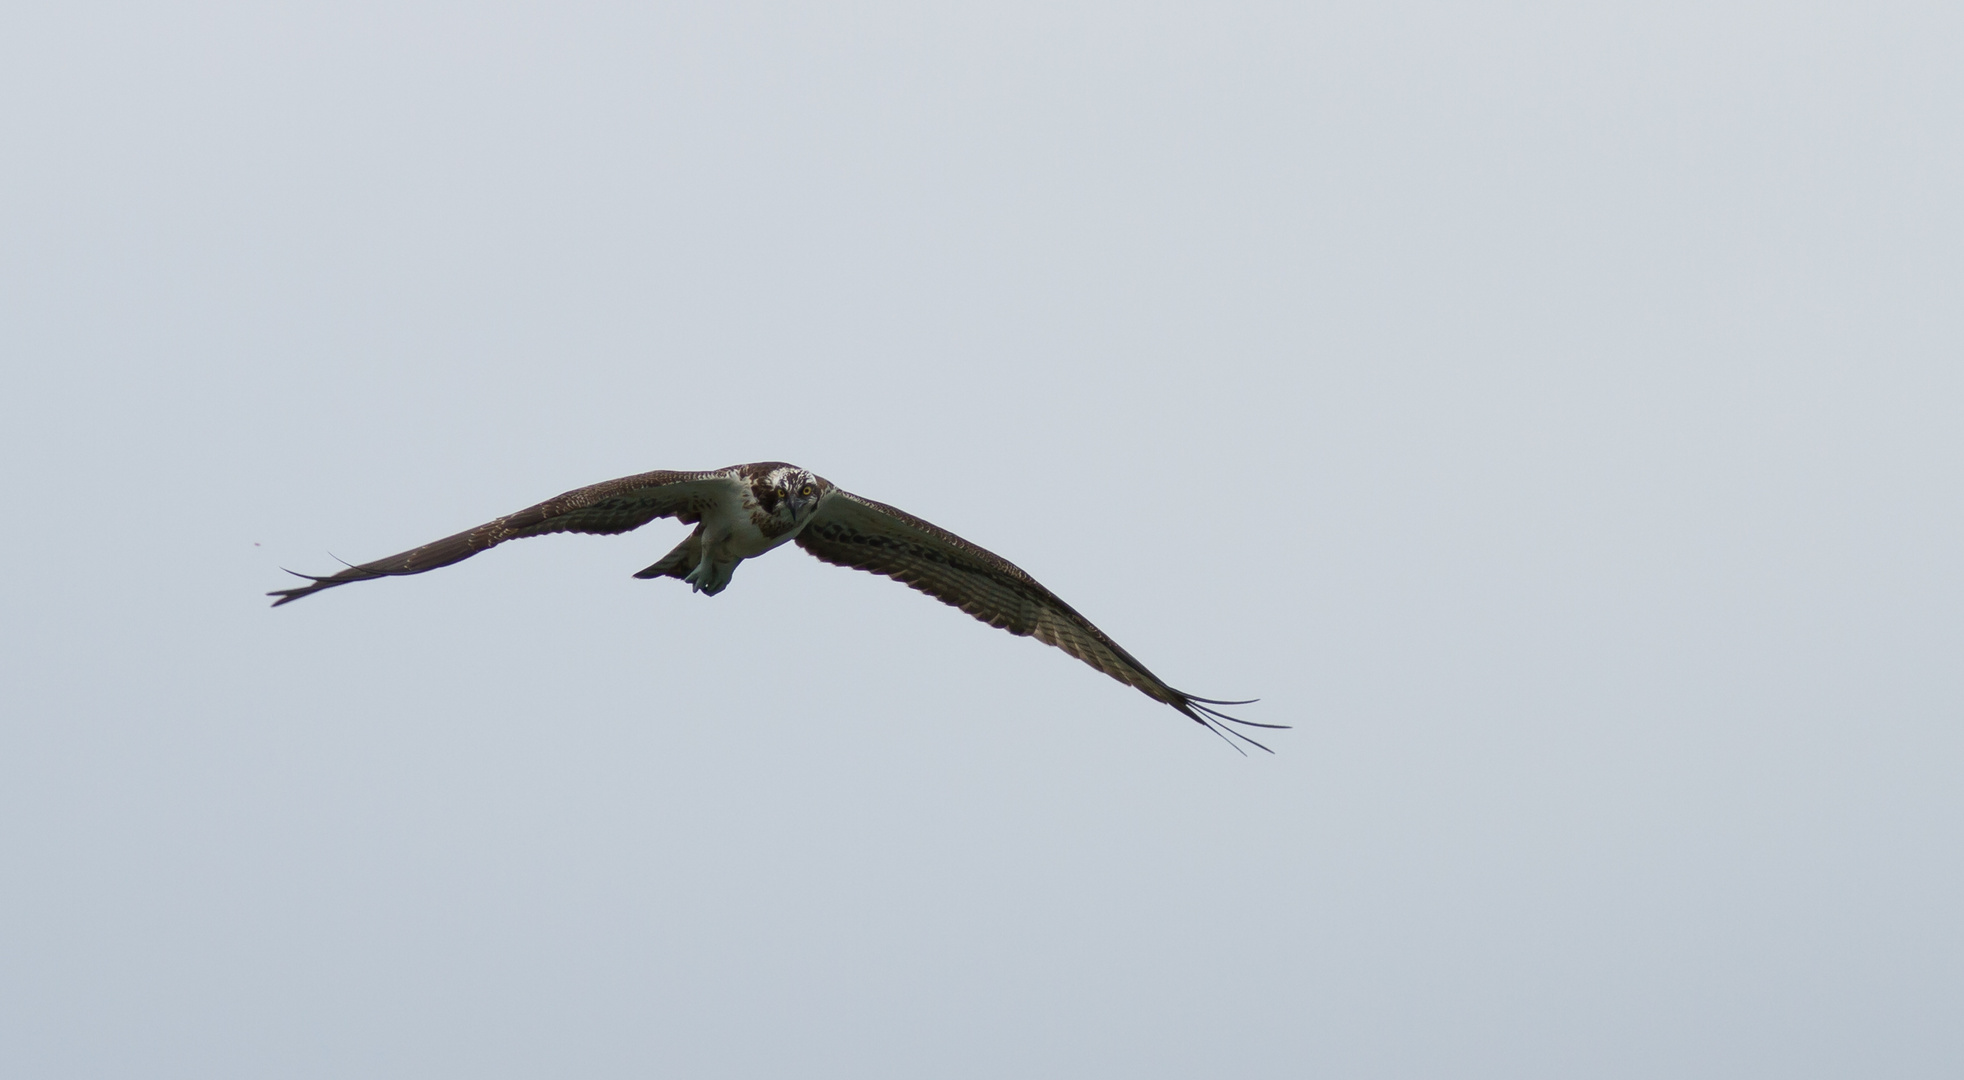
[796,490,1279,750]
[268,469,739,606]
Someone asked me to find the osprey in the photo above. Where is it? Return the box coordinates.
[270,462,1280,751]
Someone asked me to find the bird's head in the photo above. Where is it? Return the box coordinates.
[752,465,832,529]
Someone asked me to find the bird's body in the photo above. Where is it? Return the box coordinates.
[271,461,1279,750]
[627,463,825,594]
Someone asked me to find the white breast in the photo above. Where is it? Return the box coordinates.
[699,486,795,562]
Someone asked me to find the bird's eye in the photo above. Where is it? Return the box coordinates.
[774,487,787,500]
[799,484,813,497]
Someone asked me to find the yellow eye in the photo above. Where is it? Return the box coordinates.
[774,487,787,500]
[800,484,813,497]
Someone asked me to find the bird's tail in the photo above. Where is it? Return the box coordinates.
[633,529,701,580]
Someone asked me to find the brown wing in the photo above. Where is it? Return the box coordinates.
[796,490,1281,751]
[268,469,741,607]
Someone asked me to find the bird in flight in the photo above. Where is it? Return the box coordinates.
[271,461,1280,751]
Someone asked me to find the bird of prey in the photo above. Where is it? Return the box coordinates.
[270,461,1280,751]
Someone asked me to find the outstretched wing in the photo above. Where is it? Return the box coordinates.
[268,469,741,607]
[796,490,1282,752]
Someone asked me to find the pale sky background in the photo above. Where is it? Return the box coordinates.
[3,3,1960,1077]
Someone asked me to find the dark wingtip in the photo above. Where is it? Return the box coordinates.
[268,568,322,607]
[1175,693,1285,754]
[266,559,390,608]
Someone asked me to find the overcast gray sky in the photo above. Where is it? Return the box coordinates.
[3,2,1960,1077]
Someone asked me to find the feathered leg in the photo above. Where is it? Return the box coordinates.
[632,526,740,594]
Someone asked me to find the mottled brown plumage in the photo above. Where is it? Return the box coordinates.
[266,469,734,605]
[271,462,1279,750]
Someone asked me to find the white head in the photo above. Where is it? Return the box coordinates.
[745,463,832,536]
